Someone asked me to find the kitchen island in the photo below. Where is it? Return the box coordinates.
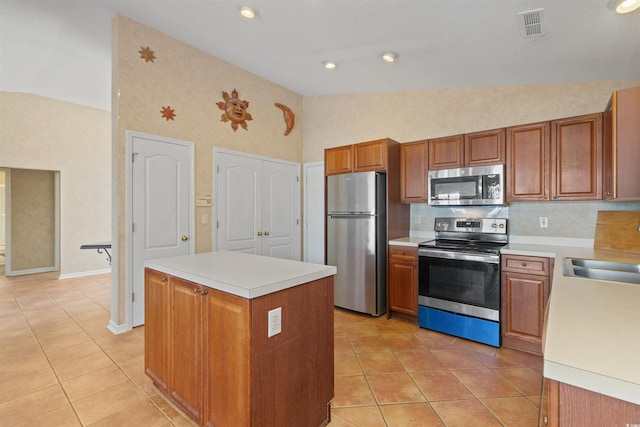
[502,244,640,425]
[144,251,337,427]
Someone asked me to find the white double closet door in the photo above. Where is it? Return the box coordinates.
[214,149,300,260]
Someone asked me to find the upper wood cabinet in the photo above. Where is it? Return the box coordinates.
[428,135,464,170]
[603,86,640,201]
[506,121,551,201]
[507,114,603,202]
[400,140,429,203]
[354,139,388,172]
[551,113,602,200]
[465,128,506,166]
[428,129,505,170]
[325,139,389,175]
[324,145,353,175]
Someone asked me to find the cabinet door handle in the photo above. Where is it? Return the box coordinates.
[257,231,263,236]
[264,231,270,236]
[201,289,208,295]
[182,235,189,241]
[162,277,168,282]
[193,288,199,293]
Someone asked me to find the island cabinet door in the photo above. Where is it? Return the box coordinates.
[203,288,251,427]
[170,277,205,424]
[144,268,170,393]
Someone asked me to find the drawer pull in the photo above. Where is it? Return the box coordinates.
[522,263,527,267]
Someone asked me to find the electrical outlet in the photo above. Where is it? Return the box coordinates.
[539,217,548,228]
[202,214,208,225]
[415,215,421,225]
[268,307,282,337]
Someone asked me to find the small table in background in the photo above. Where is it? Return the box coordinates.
[80,242,112,265]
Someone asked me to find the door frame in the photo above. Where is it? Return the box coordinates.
[124,130,195,330]
[1,168,60,276]
[303,161,325,264]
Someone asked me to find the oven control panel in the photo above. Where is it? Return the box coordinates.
[435,217,507,234]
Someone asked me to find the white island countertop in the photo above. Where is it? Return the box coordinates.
[503,243,640,405]
[145,251,337,299]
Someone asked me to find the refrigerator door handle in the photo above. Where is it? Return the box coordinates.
[328,213,374,219]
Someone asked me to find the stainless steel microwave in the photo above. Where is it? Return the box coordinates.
[428,164,504,206]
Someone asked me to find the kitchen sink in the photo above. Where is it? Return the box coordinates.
[563,258,640,285]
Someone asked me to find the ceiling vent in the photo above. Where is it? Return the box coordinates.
[517,8,547,38]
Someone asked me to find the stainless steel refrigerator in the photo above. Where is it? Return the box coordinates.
[326,171,387,316]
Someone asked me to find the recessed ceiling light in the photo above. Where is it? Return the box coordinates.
[323,61,337,69]
[239,6,257,19]
[381,52,399,63]
[614,0,640,13]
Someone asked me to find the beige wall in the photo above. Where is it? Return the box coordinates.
[112,15,304,324]
[302,80,640,238]
[10,169,55,271]
[0,93,111,275]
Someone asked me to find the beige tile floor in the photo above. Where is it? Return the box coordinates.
[0,272,543,426]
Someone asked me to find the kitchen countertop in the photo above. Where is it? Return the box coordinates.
[389,237,430,247]
[503,243,640,405]
[145,251,337,299]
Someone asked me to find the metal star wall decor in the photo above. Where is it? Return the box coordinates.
[138,46,156,63]
[161,106,176,121]
[217,89,252,131]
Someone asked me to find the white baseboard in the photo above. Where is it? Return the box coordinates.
[5,266,56,277]
[58,268,111,280]
[108,320,131,335]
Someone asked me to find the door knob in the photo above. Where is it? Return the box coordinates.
[182,235,189,241]
[257,231,263,236]
[264,231,270,236]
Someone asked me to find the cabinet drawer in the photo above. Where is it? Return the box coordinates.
[389,245,418,261]
[502,255,550,276]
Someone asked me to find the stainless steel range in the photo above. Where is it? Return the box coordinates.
[418,217,508,347]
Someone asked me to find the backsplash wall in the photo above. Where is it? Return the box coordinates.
[410,201,640,239]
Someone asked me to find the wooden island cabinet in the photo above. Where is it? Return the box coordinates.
[144,252,336,427]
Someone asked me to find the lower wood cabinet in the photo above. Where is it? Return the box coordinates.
[388,245,418,317]
[145,268,334,427]
[501,254,552,355]
[544,379,640,426]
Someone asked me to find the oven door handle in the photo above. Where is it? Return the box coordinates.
[418,248,499,264]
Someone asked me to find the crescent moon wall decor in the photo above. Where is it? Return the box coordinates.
[274,103,295,136]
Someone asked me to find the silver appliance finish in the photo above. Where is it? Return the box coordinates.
[327,172,387,316]
[418,217,508,322]
[428,164,504,206]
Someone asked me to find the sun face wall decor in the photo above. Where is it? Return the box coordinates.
[217,89,253,131]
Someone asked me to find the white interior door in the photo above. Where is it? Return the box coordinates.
[131,133,193,327]
[262,160,300,260]
[214,149,300,260]
[303,162,325,264]
[215,152,261,254]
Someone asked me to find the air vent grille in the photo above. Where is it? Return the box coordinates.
[517,8,546,38]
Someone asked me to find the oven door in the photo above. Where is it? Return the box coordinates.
[418,248,500,321]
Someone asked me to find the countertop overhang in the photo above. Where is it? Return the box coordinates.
[145,251,337,299]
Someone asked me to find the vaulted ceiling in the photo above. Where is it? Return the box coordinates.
[1,0,639,111]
